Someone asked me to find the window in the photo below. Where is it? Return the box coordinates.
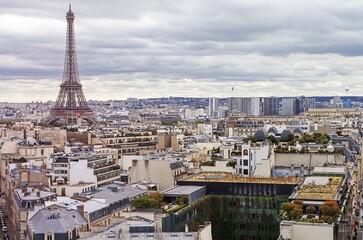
[46,234,53,240]
[41,149,44,156]
[243,169,248,175]
[243,160,248,166]
[243,149,248,156]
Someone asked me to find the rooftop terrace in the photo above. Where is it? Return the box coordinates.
[290,176,344,201]
[182,172,301,185]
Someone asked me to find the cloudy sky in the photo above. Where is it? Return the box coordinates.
[1,0,363,102]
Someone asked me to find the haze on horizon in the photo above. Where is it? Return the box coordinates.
[1,0,363,102]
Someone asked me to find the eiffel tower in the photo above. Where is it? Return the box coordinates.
[48,4,94,125]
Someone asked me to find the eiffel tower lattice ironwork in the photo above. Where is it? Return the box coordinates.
[48,4,94,125]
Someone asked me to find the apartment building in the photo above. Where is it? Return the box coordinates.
[129,158,186,191]
[51,153,121,196]
[91,133,158,160]
[3,164,55,240]
[45,184,146,234]
[234,141,271,177]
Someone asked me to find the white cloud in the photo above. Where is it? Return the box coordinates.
[1,0,363,102]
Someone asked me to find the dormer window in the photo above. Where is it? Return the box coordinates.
[243,149,248,156]
[45,232,54,240]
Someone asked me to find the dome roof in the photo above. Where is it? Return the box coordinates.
[267,126,278,134]
[254,129,268,140]
[293,128,304,136]
[280,129,293,141]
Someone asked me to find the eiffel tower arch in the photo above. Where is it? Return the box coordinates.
[48,5,95,125]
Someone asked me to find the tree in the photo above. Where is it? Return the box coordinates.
[317,135,329,144]
[302,134,314,143]
[245,136,258,143]
[176,195,189,205]
[290,208,303,220]
[287,133,295,142]
[313,133,322,139]
[133,196,159,209]
[320,201,340,217]
[306,206,316,215]
[149,192,163,204]
[267,135,278,145]
[281,202,296,213]
[321,215,334,223]
[293,200,303,207]
[227,160,237,168]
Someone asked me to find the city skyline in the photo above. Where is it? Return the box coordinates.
[2,1,363,102]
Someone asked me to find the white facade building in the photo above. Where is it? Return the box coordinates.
[197,124,213,138]
[233,142,271,177]
[184,108,205,119]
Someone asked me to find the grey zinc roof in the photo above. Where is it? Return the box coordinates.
[280,129,292,141]
[293,128,303,136]
[89,184,146,203]
[254,129,268,140]
[15,188,56,201]
[267,126,278,134]
[163,185,205,196]
[170,161,184,170]
[28,208,87,234]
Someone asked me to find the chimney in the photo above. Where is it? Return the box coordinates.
[23,129,27,141]
[36,191,41,197]
[77,204,85,217]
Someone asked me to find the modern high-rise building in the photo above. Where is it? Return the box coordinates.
[263,97,279,116]
[294,97,302,114]
[241,98,252,116]
[227,97,260,116]
[48,5,94,125]
[301,96,315,111]
[250,97,260,116]
[227,97,242,113]
[208,97,219,118]
[331,96,343,108]
[281,97,295,115]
